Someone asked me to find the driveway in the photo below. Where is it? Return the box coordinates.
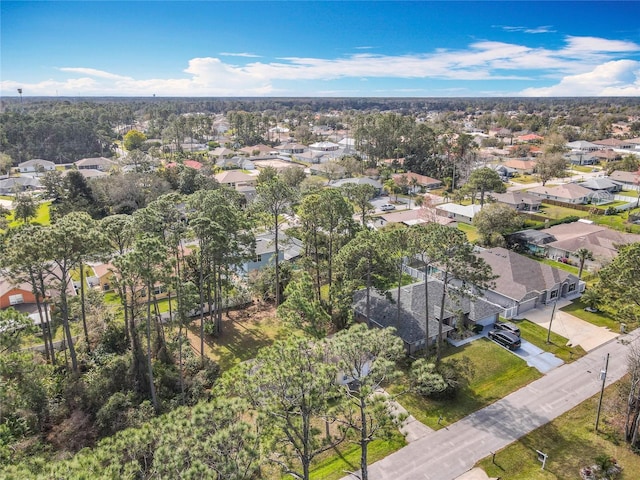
[516,299,618,352]
[510,338,564,373]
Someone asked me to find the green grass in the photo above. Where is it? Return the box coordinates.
[537,203,590,220]
[590,211,640,234]
[560,300,627,332]
[6,201,52,228]
[476,380,640,479]
[530,256,580,275]
[457,223,480,242]
[514,319,586,362]
[510,175,539,184]
[571,165,598,173]
[308,433,406,480]
[388,339,541,429]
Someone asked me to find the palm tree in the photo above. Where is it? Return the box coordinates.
[575,247,594,280]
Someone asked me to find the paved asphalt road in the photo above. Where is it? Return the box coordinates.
[343,328,640,480]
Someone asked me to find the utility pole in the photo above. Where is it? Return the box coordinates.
[595,353,610,432]
[17,88,23,111]
[546,298,558,344]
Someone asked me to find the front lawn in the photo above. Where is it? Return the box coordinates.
[514,319,586,362]
[388,339,541,429]
[6,201,52,227]
[560,300,627,332]
[538,203,590,220]
[476,380,640,479]
[510,175,538,184]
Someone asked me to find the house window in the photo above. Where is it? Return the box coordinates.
[153,286,165,295]
[9,294,24,305]
[568,283,576,293]
[255,254,262,263]
[550,290,558,299]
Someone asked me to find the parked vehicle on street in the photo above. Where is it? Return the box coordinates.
[493,321,521,337]
[488,330,521,350]
[380,204,396,211]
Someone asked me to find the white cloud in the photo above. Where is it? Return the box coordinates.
[219,52,261,58]
[520,60,640,96]
[58,67,132,80]
[499,25,555,34]
[3,35,639,96]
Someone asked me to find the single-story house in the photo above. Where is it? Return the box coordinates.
[527,183,593,205]
[593,149,622,162]
[86,262,116,292]
[593,138,635,150]
[275,143,307,155]
[608,170,639,188]
[239,144,276,157]
[377,208,456,227]
[490,191,541,212]
[435,203,482,225]
[353,280,502,354]
[475,247,582,318]
[566,152,598,166]
[503,159,537,174]
[75,157,116,171]
[64,169,108,179]
[0,176,41,194]
[566,140,600,152]
[578,178,622,194]
[18,159,56,173]
[330,177,383,195]
[216,156,255,170]
[209,147,237,159]
[309,141,340,152]
[488,164,518,179]
[165,160,203,170]
[242,232,303,274]
[542,223,640,268]
[391,172,442,191]
[213,170,257,189]
[516,133,544,143]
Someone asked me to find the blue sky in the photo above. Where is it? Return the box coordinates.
[1,1,639,97]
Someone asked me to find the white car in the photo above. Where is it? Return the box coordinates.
[380,204,395,211]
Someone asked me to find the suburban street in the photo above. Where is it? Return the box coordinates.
[343,328,640,480]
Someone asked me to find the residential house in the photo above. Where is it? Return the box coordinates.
[593,149,622,162]
[243,232,303,274]
[566,151,598,166]
[213,170,257,189]
[75,157,116,171]
[17,159,56,173]
[65,169,108,179]
[216,156,255,170]
[0,176,41,194]
[377,208,456,228]
[391,172,442,192]
[593,138,634,150]
[579,178,622,194]
[86,262,116,292]
[435,203,482,225]
[239,144,276,157]
[509,221,640,269]
[330,177,383,195]
[275,143,307,155]
[609,170,640,189]
[488,163,517,180]
[566,140,600,152]
[309,141,339,152]
[516,133,544,143]
[165,160,203,170]
[503,159,537,174]
[209,147,237,159]
[475,247,581,318]
[490,191,541,212]
[353,280,501,354]
[527,183,593,205]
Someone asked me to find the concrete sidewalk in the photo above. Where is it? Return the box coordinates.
[516,299,618,352]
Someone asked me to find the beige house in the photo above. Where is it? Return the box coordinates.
[527,183,593,204]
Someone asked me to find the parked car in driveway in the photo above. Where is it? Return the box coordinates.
[380,204,395,211]
[488,330,521,350]
[493,321,520,337]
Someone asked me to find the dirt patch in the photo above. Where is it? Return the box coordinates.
[186,301,284,370]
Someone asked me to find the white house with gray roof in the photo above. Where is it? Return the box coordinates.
[353,280,502,354]
[475,247,581,318]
